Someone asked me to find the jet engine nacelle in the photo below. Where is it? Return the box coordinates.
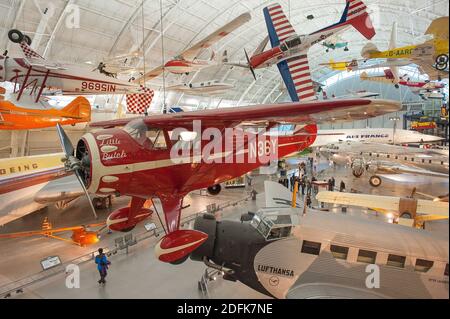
[107,206,153,232]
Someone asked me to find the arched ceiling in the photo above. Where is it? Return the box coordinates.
[0,0,448,109]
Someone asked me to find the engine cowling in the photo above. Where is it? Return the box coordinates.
[107,206,153,232]
[155,230,208,264]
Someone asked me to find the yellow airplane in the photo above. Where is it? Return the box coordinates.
[361,17,449,80]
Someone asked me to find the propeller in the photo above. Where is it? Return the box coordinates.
[244,49,257,81]
[56,124,98,219]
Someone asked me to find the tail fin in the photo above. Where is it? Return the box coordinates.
[253,36,269,56]
[389,22,397,50]
[19,41,45,60]
[62,97,91,120]
[361,42,380,59]
[384,69,394,79]
[340,0,375,40]
[126,87,154,115]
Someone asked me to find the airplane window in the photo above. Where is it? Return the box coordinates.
[267,227,283,240]
[445,264,449,277]
[123,119,149,145]
[146,129,167,150]
[415,259,434,273]
[330,245,349,260]
[286,37,301,48]
[429,160,432,164]
[257,220,270,238]
[301,240,321,256]
[387,254,406,268]
[357,249,377,264]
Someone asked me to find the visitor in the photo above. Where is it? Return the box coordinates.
[95,248,111,285]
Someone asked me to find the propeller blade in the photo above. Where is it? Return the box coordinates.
[244,49,257,81]
[56,124,74,157]
[75,170,98,220]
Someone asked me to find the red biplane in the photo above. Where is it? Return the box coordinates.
[56,98,400,264]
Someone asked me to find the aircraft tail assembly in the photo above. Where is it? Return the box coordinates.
[338,0,376,40]
[61,96,92,120]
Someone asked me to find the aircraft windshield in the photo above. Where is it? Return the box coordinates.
[285,36,302,49]
[123,119,167,150]
[250,210,295,241]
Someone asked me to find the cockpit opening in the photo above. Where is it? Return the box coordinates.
[123,119,168,150]
[250,209,296,241]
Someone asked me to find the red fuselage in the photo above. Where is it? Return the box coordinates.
[78,123,317,202]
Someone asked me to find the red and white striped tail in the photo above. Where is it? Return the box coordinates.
[346,0,368,20]
[287,55,316,102]
[266,3,297,42]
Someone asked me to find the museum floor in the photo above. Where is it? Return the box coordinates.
[0,160,448,299]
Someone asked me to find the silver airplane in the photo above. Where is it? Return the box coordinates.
[191,181,449,299]
[319,141,449,187]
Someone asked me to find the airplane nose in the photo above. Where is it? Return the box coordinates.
[190,214,217,261]
[191,214,266,264]
[75,138,92,189]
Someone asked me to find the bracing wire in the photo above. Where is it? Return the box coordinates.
[141,0,148,116]
[160,0,167,114]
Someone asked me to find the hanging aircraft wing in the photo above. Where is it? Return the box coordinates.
[137,65,165,83]
[90,99,401,130]
[375,163,449,178]
[316,191,449,218]
[180,12,251,61]
[33,174,84,205]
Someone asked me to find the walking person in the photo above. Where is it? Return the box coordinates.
[300,177,306,196]
[306,194,312,208]
[306,179,312,197]
[311,176,318,194]
[340,180,346,192]
[328,178,333,191]
[95,248,111,285]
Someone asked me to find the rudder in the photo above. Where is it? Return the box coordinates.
[341,0,375,40]
[62,96,91,120]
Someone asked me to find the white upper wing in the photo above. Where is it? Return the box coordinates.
[180,12,251,61]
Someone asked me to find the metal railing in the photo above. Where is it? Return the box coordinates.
[0,194,251,298]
